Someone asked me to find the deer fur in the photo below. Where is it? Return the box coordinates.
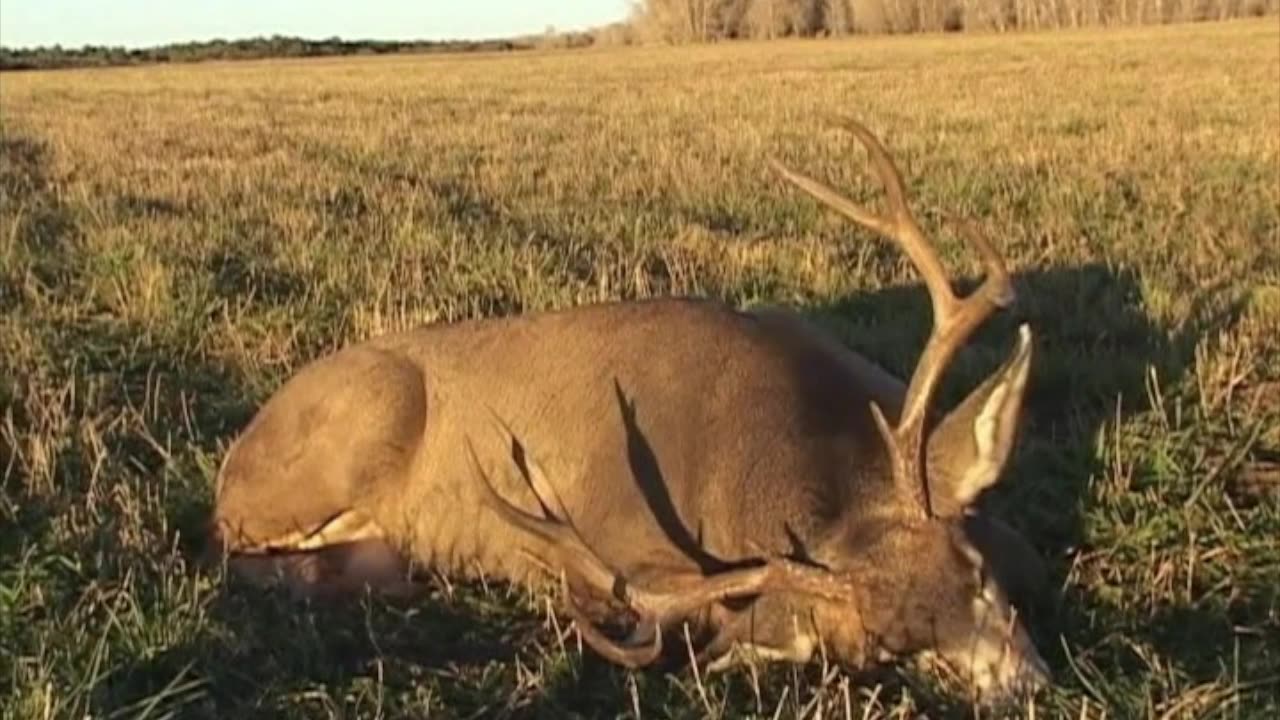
[211,121,1051,704]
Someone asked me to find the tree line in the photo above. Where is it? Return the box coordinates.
[607,0,1275,42]
[2,1,1274,71]
[0,34,591,72]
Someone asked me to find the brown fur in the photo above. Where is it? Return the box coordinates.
[212,299,1047,699]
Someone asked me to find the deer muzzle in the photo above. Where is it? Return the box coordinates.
[952,617,1051,703]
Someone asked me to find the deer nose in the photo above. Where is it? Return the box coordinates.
[971,657,1045,707]
[967,628,1051,703]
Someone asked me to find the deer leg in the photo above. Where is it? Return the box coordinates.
[216,509,424,600]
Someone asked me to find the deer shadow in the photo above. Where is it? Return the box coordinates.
[801,261,1191,552]
[797,261,1249,696]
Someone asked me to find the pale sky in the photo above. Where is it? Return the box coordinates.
[0,1,633,49]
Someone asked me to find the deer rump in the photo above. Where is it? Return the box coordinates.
[211,122,1052,705]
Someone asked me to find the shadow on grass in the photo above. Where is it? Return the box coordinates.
[802,261,1253,703]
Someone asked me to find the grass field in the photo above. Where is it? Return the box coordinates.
[2,17,1279,719]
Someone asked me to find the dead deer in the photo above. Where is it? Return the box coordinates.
[210,120,1051,703]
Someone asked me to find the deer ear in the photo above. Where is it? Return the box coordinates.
[926,324,1033,516]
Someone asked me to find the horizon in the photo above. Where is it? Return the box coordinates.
[0,0,631,51]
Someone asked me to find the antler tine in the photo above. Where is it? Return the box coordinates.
[464,437,664,666]
[892,213,1016,457]
[560,579,667,668]
[771,120,1016,516]
[464,437,622,599]
[768,158,898,240]
[768,120,954,318]
[466,433,868,664]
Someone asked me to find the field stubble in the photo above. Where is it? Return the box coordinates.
[1,17,1278,720]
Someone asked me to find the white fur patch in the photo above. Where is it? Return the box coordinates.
[959,324,1033,501]
[949,564,1048,698]
[705,616,818,672]
[965,383,1008,491]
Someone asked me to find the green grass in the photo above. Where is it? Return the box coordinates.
[2,17,1278,719]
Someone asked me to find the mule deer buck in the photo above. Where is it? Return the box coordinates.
[211,121,1051,703]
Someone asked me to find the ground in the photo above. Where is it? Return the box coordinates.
[1,17,1278,719]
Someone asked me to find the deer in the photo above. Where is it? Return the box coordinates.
[210,120,1052,704]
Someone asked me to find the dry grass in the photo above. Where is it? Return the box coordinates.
[2,17,1278,719]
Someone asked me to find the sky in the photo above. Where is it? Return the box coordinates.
[0,1,633,49]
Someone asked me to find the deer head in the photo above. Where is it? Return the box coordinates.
[770,121,1046,699]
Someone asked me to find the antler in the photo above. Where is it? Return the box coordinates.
[769,120,1015,517]
[464,437,860,667]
